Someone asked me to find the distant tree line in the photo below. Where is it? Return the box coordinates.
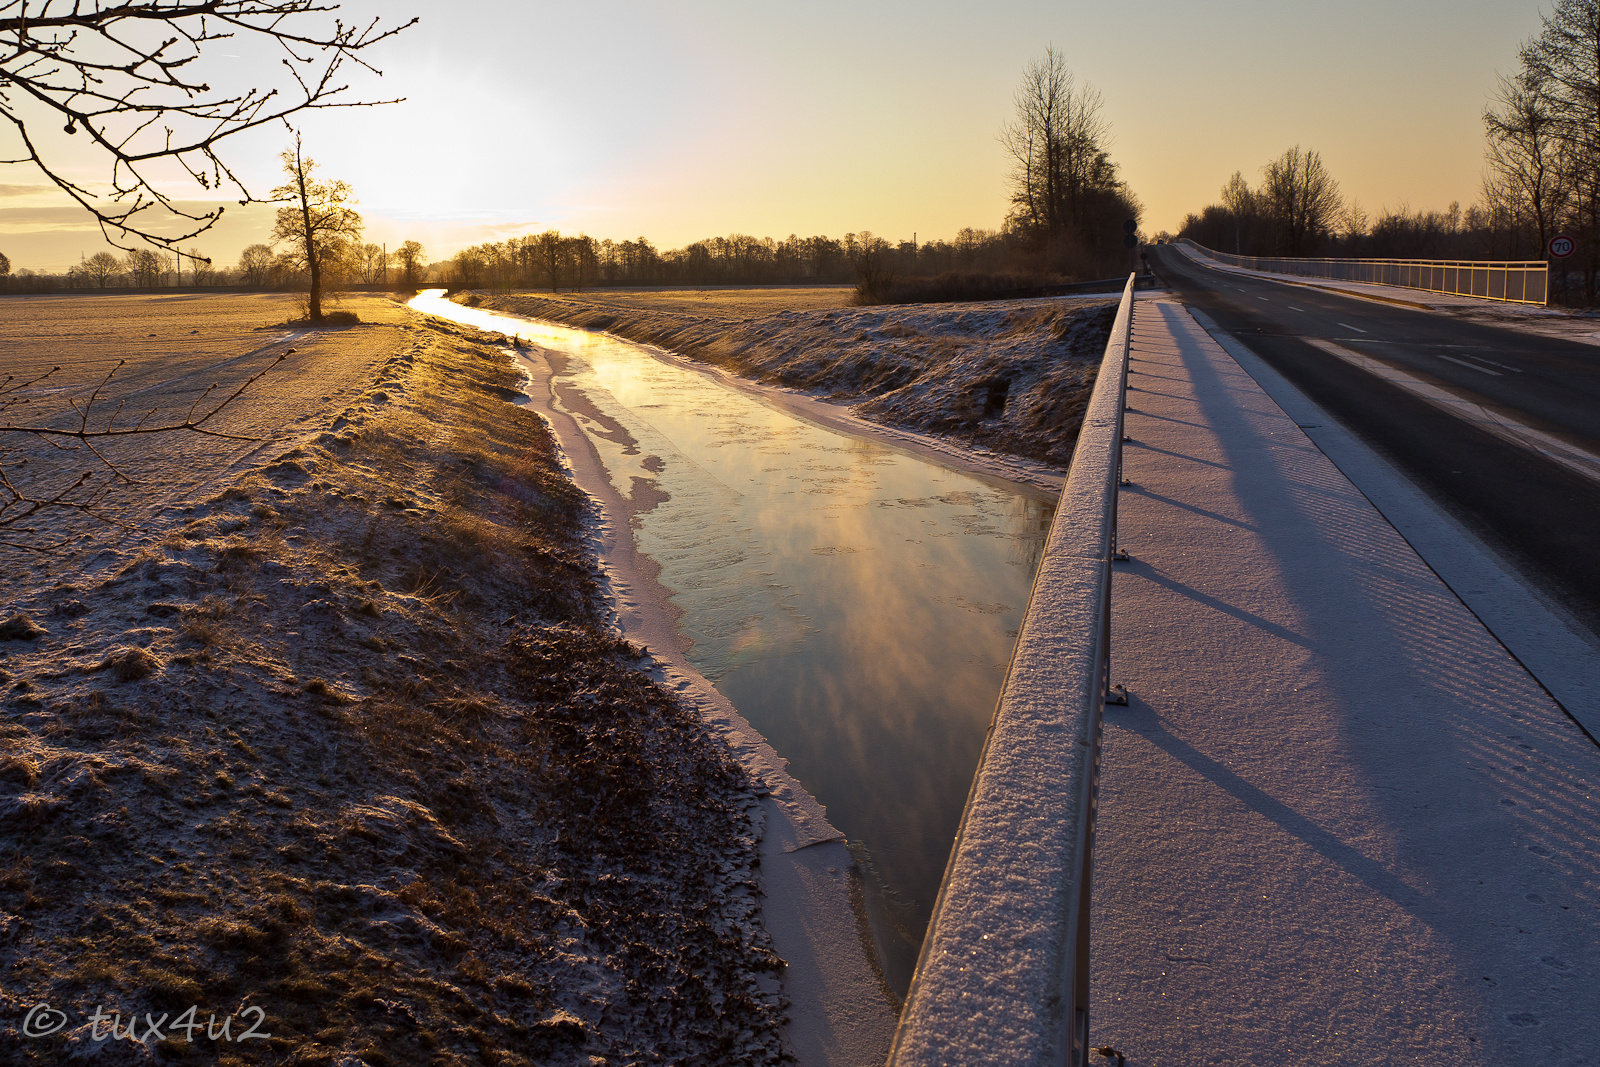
[4,48,1145,303]
[1177,0,1598,306]
[0,236,423,295]
[433,227,1050,292]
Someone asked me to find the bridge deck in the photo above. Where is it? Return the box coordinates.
[1090,294,1600,1065]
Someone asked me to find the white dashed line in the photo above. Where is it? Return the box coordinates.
[1286,306,1305,312]
[1438,354,1502,376]
[1257,296,1270,302]
[1336,322,1366,333]
[1466,355,1524,373]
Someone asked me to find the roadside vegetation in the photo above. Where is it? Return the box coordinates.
[1176,0,1600,306]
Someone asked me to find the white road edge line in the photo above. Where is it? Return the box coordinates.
[1302,336,1600,485]
[1437,353,1502,376]
[1336,322,1367,333]
[1187,306,1600,741]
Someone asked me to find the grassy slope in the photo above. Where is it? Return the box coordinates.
[472,291,1117,468]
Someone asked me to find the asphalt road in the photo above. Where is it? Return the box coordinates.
[1147,244,1600,641]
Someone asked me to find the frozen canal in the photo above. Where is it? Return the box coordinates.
[412,292,1053,994]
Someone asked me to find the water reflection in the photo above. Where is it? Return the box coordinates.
[410,291,1053,995]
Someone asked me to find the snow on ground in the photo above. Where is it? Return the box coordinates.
[1173,243,1600,346]
[0,297,787,1065]
[472,290,1119,469]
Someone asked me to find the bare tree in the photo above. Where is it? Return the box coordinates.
[1001,47,1115,238]
[568,235,598,291]
[395,239,426,289]
[238,242,276,287]
[81,250,122,288]
[186,246,216,286]
[0,1,412,252]
[535,230,565,292]
[1484,70,1567,255]
[1219,171,1255,254]
[1260,146,1343,256]
[269,133,361,320]
[124,248,170,287]
[358,242,387,285]
[1519,0,1600,301]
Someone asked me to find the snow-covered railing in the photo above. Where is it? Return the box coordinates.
[1179,238,1549,306]
[888,274,1135,1067]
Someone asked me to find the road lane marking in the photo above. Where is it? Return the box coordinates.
[1303,337,1600,486]
[1258,296,1270,302]
[1286,306,1305,312]
[1466,355,1524,373]
[1336,322,1367,333]
[1438,353,1502,376]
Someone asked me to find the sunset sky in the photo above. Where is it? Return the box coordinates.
[0,0,1556,271]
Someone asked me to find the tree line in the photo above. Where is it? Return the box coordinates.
[437,227,1044,291]
[440,48,1142,297]
[3,45,1143,302]
[1177,0,1598,306]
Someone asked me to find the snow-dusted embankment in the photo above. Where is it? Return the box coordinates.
[473,291,1117,468]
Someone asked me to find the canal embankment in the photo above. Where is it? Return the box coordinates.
[410,291,1118,1065]
[468,289,1117,472]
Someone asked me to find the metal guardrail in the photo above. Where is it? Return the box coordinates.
[1179,238,1549,306]
[887,274,1136,1067]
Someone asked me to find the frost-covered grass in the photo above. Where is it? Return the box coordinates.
[475,290,1118,468]
[0,313,783,1065]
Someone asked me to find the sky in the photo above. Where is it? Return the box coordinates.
[0,0,1557,272]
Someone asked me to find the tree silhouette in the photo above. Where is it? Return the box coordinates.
[0,0,413,251]
[269,133,361,321]
[395,240,426,289]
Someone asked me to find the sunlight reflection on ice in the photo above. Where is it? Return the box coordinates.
[410,290,1055,996]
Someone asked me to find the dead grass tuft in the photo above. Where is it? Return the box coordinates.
[97,645,163,682]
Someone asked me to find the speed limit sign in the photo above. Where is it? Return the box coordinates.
[1549,234,1576,258]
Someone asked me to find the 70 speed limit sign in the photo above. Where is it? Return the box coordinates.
[1548,234,1576,258]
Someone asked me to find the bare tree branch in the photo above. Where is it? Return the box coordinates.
[0,351,287,546]
[0,0,414,251]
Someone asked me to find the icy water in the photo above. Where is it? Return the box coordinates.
[410,292,1053,994]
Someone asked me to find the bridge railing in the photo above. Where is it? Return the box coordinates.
[1178,238,1549,306]
[887,274,1135,1067]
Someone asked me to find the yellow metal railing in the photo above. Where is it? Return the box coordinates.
[1180,239,1549,306]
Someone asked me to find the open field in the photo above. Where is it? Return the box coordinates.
[1,293,414,553]
[0,295,784,1065]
